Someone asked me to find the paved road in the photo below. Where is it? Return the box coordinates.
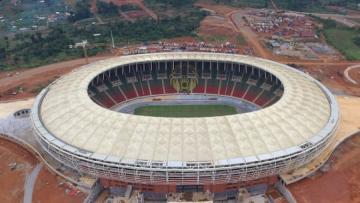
[24,164,42,203]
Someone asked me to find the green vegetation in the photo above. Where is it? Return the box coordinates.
[0,25,105,70]
[353,36,360,47]
[96,1,119,16]
[212,0,267,8]
[120,4,141,12]
[145,0,195,8]
[315,17,360,60]
[0,0,68,34]
[0,1,207,70]
[211,0,359,12]
[273,0,360,12]
[319,0,360,9]
[68,0,92,22]
[207,35,228,43]
[134,105,237,117]
[324,28,360,60]
[236,35,246,45]
[144,0,202,19]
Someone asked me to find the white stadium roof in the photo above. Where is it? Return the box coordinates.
[36,52,336,166]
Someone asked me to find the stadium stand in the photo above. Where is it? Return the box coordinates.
[33,53,339,194]
[88,61,284,109]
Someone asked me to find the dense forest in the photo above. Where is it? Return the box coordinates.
[0,0,207,70]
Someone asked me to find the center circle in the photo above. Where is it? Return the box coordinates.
[87,60,284,117]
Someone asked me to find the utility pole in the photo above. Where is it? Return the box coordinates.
[110,30,115,49]
[83,44,88,64]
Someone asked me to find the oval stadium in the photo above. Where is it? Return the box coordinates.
[30,52,339,193]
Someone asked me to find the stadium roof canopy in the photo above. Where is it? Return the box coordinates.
[36,52,337,166]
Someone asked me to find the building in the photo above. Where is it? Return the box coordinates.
[31,52,339,193]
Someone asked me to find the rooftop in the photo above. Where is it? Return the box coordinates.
[35,52,336,166]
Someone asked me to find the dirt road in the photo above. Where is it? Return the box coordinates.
[90,0,105,24]
[270,0,278,10]
[228,10,271,58]
[107,0,158,20]
[133,0,158,20]
[0,56,111,101]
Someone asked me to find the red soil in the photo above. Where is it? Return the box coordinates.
[33,167,86,203]
[0,138,37,203]
[349,66,360,84]
[0,138,86,203]
[288,134,360,203]
[0,56,110,101]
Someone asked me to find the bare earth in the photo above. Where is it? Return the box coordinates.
[349,66,360,84]
[0,139,36,203]
[0,138,85,203]
[288,133,360,203]
[32,166,86,203]
[0,56,112,101]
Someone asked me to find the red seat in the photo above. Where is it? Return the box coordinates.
[219,85,226,95]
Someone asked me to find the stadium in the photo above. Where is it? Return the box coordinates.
[30,52,339,194]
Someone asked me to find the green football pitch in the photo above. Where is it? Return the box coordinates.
[134,105,237,117]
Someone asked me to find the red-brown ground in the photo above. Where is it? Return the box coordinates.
[0,138,36,203]
[349,66,360,84]
[195,2,245,46]
[288,134,360,203]
[197,16,241,44]
[195,3,255,57]
[104,0,158,20]
[0,56,111,101]
[195,1,236,15]
[0,138,85,203]
[33,167,86,203]
[162,36,197,44]
[299,63,360,96]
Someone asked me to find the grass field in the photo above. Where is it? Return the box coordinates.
[324,28,360,60]
[134,105,237,117]
[207,35,228,43]
[236,35,246,45]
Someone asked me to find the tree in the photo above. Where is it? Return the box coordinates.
[4,36,9,50]
[0,47,6,60]
[353,36,360,47]
[96,1,119,16]
[68,0,92,22]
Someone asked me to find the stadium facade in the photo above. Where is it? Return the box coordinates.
[31,52,339,193]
